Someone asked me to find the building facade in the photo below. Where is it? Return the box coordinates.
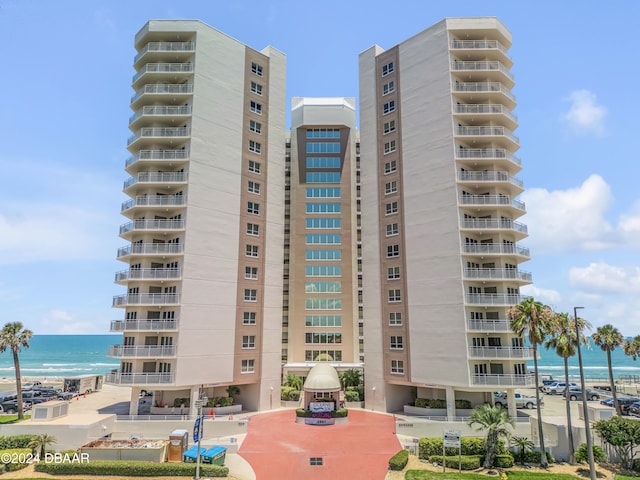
[108,17,532,416]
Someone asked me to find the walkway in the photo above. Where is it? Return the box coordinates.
[239,409,400,480]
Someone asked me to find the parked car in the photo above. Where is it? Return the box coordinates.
[21,381,42,390]
[538,375,556,392]
[627,401,640,417]
[494,391,543,409]
[600,396,640,414]
[563,388,600,401]
[57,391,74,401]
[34,387,62,398]
[0,399,31,415]
[21,390,49,405]
[543,381,578,395]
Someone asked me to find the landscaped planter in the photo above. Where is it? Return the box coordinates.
[211,404,242,415]
[403,405,447,416]
[345,401,364,409]
[281,400,300,408]
[150,406,189,415]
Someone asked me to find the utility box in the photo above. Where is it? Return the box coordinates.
[167,429,188,462]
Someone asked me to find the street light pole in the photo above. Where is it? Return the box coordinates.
[194,395,207,480]
[574,306,596,480]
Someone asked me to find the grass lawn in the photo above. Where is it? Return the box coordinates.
[0,414,30,424]
[406,471,582,480]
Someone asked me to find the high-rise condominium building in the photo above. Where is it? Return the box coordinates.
[108,17,531,416]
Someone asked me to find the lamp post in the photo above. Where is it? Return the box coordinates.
[574,306,596,480]
[194,395,207,480]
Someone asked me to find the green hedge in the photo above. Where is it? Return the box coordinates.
[35,460,228,477]
[280,387,300,401]
[295,408,348,418]
[510,449,555,464]
[346,385,365,401]
[0,435,34,449]
[206,397,233,407]
[427,455,481,470]
[344,390,360,402]
[575,443,606,464]
[419,437,507,459]
[0,448,32,472]
[173,397,190,408]
[389,449,409,471]
[296,408,312,417]
[494,453,515,468]
[414,398,472,409]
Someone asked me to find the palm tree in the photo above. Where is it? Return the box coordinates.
[467,404,515,468]
[508,297,553,467]
[544,311,591,465]
[592,324,624,415]
[28,433,56,459]
[284,374,302,391]
[340,369,362,388]
[0,322,33,420]
[510,436,534,465]
[623,335,640,361]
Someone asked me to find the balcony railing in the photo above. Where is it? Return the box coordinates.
[450,39,508,53]
[132,63,194,84]
[134,41,195,63]
[110,319,178,332]
[121,195,186,211]
[467,319,512,332]
[117,243,183,257]
[469,346,535,359]
[125,149,189,167]
[453,82,516,102]
[106,371,175,385]
[472,373,536,387]
[460,218,528,234]
[451,60,514,80]
[131,83,193,103]
[108,345,176,357]
[456,126,519,144]
[129,105,192,124]
[127,127,190,146]
[465,293,527,305]
[114,268,181,282]
[453,104,517,123]
[463,268,532,282]
[112,293,180,307]
[119,219,185,235]
[124,171,187,189]
[457,171,523,188]
[462,243,530,258]
[455,148,521,166]
[459,194,525,211]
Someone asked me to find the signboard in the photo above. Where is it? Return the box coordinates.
[193,417,201,443]
[309,402,334,413]
[305,418,335,425]
[443,429,461,448]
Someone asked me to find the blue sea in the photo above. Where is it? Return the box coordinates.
[0,334,638,382]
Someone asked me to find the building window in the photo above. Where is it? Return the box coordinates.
[305,234,341,245]
[244,289,257,302]
[389,312,402,326]
[305,202,341,214]
[386,223,399,236]
[249,120,262,134]
[250,81,263,95]
[306,142,340,154]
[305,281,342,293]
[243,312,257,325]
[384,160,397,174]
[246,244,259,257]
[306,157,341,169]
[305,315,342,327]
[382,61,394,76]
[248,160,261,174]
[391,359,404,374]
[242,335,256,349]
[241,359,255,373]
[306,218,342,229]
[384,140,396,154]
[306,172,341,183]
[247,223,260,236]
[250,101,262,115]
[390,336,403,349]
[388,289,401,302]
[385,181,398,195]
[305,332,342,344]
[306,128,340,138]
[383,101,395,115]
[305,265,342,277]
[251,62,263,77]
[245,266,258,279]
[387,244,400,258]
[247,201,260,215]
[305,298,342,310]
[305,249,342,261]
[305,350,343,362]
[306,187,341,198]
[387,266,400,280]
[249,140,261,154]
[385,202,398,215]
[383,81,395,95]
[383,120,396,135]
[248,181,261,194]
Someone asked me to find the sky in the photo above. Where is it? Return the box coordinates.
[0,1,639,335]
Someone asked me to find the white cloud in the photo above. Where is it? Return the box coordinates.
[562,89,607,136]
[520,284,562,307]
[521,174,616,253]
[618,202,640,247]
[40,310,107,335]
[569,262,640,295]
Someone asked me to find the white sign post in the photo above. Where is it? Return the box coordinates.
[443,429,461,472]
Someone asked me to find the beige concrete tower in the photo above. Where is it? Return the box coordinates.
[108,20,286,414]
[359,17,533,415]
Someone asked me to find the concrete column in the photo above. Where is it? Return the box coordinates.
[446,386,456,420]
[507,389,517,418]
[129,387,140,415]
[189,385,200,417]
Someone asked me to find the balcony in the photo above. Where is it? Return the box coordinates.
[460,218,528,237]
[451,60,514,85]
[112,293,180,307]
[121,194,186,212]
[119,219,185,237]
[117,243,183,258]
[114,268,181,283]
[455,148,521,172]
[469,346,535,359]
[453,103,517,129]
[455,126,519,149]
[125,149,189,170]
[106,371,175,385]
[450,39,508,55]
[130,83,193,107]
[457,171,523,190]
[127,127,190,149]
[134,41,195,65]
[129,105,192,127]
[108,345,176,358]
[472,373,536,387]
[462,243,530,259]
[452,82,516,108]
[465,293,526,306]
[467,319,512,332]
[124,171,187,191]
[110,319,178,332]
[463,268,532,282]
[459,194,525,213]
[132,63,194,87]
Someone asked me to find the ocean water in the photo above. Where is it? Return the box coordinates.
[0,334,638,382]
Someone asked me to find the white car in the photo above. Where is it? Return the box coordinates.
[543,381,577,395]
[494,391,542,409]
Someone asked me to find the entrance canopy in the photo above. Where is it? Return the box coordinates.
[303,363,341,392]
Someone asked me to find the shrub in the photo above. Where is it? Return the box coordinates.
[347,385,365,401]
[281,386,295,401]
[514,449,555,464]
[344,390,360,402]
[207,397,232,407]
[0,435,35,449]
[173,397,190,408]
[389,449,409,471]
[35,460,229,477]
[429,399,447,409]
[332,408,348,418]
[295,408,312,418]
[455,399,472,409]
[575,443,607,464]
[493,453,514,468]
[415,398,429,408]
[418,437,506,459]
[0,448,32,472]
[427,455,481,470]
